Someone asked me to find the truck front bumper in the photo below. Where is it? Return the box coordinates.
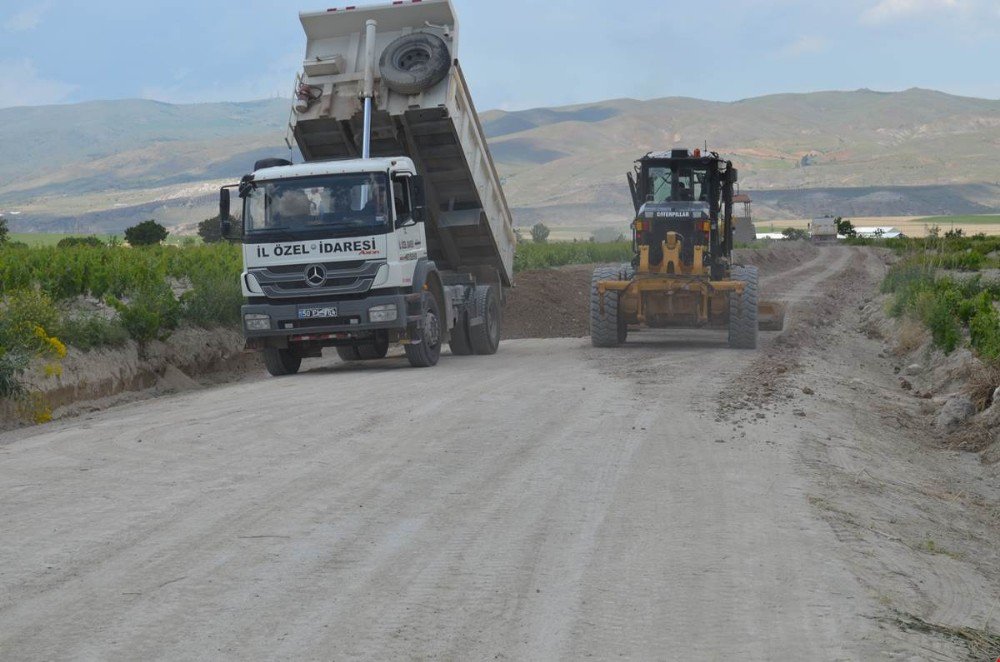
[241,293,421,343]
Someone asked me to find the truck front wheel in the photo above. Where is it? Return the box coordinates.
[262,348,302,376]
[405,292,442,368]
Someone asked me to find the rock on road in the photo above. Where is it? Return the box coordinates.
[0,248,965,660]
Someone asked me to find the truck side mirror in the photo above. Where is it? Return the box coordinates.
[219,188,232,237]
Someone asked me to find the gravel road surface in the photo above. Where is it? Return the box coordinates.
[1,247,992,660]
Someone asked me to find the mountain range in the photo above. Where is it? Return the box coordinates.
[2,88,999,234]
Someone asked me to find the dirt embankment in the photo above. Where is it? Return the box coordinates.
[1,328,257,429]
[503,241,819,340]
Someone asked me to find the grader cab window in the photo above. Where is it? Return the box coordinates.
[648,167,673,203]
[647,165,711,203]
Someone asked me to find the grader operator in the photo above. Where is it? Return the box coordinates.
[590,149,783,349]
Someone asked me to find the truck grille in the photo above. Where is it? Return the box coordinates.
[250,260,383,299]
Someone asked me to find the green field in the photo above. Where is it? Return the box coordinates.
[8,233,199,247]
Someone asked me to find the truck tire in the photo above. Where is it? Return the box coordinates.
[254,158,292,171]
[336,334,389,361]
[469,285,501,355]
[728,265,759,350]
[405,291,443,367]
[379,33,451,95]
[591,265,623,347]
[262,348,301,376]
[448,312,474,356]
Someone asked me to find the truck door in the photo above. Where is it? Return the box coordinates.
[392,174,424,286]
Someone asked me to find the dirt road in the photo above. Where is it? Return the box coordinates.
[1,247,995,660]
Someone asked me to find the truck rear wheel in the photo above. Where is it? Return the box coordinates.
[448,312,474,356]
[591,266,623,347]
[262,348,302,376]
[378,33,451,95]
[405,292,442,368]
[728,265,759,350]
[469,285,501,355]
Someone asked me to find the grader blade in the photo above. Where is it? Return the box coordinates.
[758,301,786,331]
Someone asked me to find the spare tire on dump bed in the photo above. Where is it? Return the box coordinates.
[378,33,451,95]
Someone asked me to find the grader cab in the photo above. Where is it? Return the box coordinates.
[590,149,784,349]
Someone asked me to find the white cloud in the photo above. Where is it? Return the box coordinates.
[861,0,965,24]
[779,35,831,57]
[0,59,76,108]
[3,1,52,32]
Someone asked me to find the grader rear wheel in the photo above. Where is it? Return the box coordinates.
[728,265,759,349]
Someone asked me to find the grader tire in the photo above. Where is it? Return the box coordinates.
[728,265,759,350]
[590,265,623,347]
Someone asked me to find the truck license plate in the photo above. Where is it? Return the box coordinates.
[298,306,338,319]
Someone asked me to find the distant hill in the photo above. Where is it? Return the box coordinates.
[2,89,999,234]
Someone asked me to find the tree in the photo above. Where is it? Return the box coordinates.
[530,222,550,244]
[198,216,223,243]
[782,227,810,241]
[834,217,856,238]
[124,220,168,246]
[0,216,8,245]
[591,226,626,243]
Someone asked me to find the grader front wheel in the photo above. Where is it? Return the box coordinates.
[591,265,625,347]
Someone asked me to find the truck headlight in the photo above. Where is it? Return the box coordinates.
[368,304,398,323]
[244,313,271,331]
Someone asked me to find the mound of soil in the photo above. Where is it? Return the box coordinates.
[503,265,593,339]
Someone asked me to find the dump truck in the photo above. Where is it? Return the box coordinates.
[219,0,516,375]
[590,149,784,349]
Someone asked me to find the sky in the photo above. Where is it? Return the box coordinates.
[0,0,998,111]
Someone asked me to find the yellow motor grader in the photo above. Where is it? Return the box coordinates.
[591,149,784,348]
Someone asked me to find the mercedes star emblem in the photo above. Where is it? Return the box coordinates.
[304,264,326,288]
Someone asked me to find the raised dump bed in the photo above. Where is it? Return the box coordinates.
[292,0,516,286]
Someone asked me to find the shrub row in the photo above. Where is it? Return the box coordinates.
[513,241,633,272]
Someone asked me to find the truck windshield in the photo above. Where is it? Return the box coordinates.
[245,173,391,237]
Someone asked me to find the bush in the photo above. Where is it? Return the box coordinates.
[0,289,67,408]
[0,216,8,245]
[125,220,168,246]
[782,227,810,241]
[60,315,130,350]
[57,236,105,248]
[970,306,1000,361]
[182,273,243,327]
[108,282,180,342]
